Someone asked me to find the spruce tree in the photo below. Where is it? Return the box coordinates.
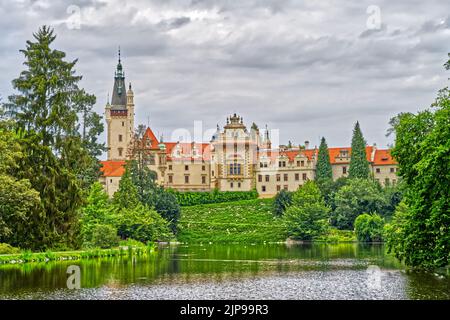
[349,121,370,179]
[6,26,102,249]
[315,137,332,181]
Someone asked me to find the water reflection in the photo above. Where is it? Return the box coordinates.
[0,243,448,299]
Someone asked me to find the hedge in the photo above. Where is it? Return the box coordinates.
[168,189,258,206]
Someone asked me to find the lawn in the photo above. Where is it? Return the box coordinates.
[177,198,288,243]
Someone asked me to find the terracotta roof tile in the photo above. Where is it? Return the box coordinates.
[100,161,126,177]
[373,149,397,165]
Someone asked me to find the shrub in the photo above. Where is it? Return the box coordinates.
[115,204,172,243]
[170,189,258,206]
[284,181,330,240]
[272,189,293,216]
[90,224,119,249]
[331,178,387,230]
[354,213,384,242]
[0,243,21,254]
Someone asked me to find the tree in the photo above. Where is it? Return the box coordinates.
[284,181,330,240]
[317,177,348,210]
[74,89,106,189]
[354,213,384,242]
[315,137,332,181]
[331,178,387,230]
[5,26,102,249]
[385,82,450,268]
[348,121,370,179]
[80,182,116,247]
[0,123,41,248]
[154,189,181,234]
[113,168,171,242]
[272,189,293,217]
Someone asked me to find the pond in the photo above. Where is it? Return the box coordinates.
[0,243,449,300]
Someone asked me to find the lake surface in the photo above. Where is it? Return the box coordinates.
[0,243,449,300]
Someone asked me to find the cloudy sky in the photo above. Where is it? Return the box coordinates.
[1,0,449,158]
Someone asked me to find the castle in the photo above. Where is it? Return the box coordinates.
[99,54,398,197]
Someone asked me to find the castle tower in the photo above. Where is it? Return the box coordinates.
[105,49,135,160]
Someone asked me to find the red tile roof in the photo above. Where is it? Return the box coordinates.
[328,146,374,164]
[165,142,211,161]
[373,149,397,165]
[143,127,160,149]
[100,161,126,177]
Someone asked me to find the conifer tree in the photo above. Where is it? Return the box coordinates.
[349,121,370,179]
[315,137,332,181]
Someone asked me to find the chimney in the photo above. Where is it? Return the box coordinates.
[304,140,310,149]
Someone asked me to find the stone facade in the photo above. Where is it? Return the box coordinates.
[99,55,399,197]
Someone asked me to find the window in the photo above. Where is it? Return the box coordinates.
[260,162,263,168]
[302,173,307,180]
[284,174,288,181]
[284,185,288,190]
[110,179,113,183]
[185,165,189,171]
[168,165,172,170]
[265,175,270,182]
[118,148,123,157]
[376,168,381,173]
[390,167,395,173]
[202,176,206,184]
[295,173,299,181]
[230,182,234,188]
[229,163,242,175]
[118,134,123,142]
[262,186,266,192]
[279,161,286,167]
[277,185,281,192]
[212,170,215,176]
[185,175,189,184]
[122,121,124,127]
[342,166,347,174]
[258,175,262,182]
[202,165,206,171]
[301,160,305,166]
[168,175,173,183]
[238,182,241,188]
[297,161,300,167]
[276,174,281,182]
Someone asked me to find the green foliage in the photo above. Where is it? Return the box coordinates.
[315,228,356,242]
[3,26,104,250]
[154,189,181,234]
[178,199,286,243]
[126,159,181,233]
[385,85,450,269]
[0,175,41,244]
[90,224,119,249]
[331,178,387,230]
[0,243,21,255]
[349,121,370,179]
[170,189,258,206]
[272,189,293,216]
[316,177,349,210]
[115,204,171,243]
[80,182,117,247]
[284,181,330,240]
[354,213,384,242]
[316,137,332,181]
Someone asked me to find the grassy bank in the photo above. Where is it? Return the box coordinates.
[0,244,156,266]
[177,198,287,243]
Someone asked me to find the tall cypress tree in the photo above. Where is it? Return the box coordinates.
[316,137,332,181]
[349,121,370,179]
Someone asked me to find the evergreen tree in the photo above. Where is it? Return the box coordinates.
[5,26,101,249]
[315,137,332,181]
[348,121,370,179]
